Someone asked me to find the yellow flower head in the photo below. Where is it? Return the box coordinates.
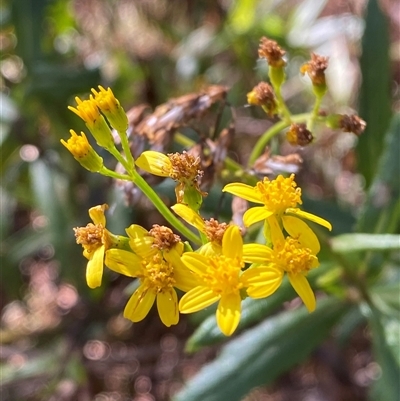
[105,224,198,327]
[74,204,111,289]
[68,96,114,150]
[61,130,104,172]
[223,174,331,244]
[91,86,128,133]
[136,151,207,209]
[179,225,280,336]
[172,203,229,256]
[242,216,320,312]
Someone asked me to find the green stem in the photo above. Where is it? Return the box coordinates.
[130,169,202,245]
[247,113,310,167]
[307,95,323,132]
[274,86,292,124]
[107,146,133,175]
[118,129,136,172]
[99,166,131,181]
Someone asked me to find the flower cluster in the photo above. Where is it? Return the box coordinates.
[62,38,353,337]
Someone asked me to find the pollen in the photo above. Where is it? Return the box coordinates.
[140,254,176,292]
[204,219,229,245]
[74,223,105,254]
[256,174,302,213]
[167,151,203,182]
[273,237,318,275]
[148,225,181,251]
[200,256,244,295]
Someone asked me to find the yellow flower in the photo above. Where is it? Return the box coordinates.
[136,150,207,210]
[179,225,283,336]
[74,204,111,289]
[68,96,115,150]
[171,203,229,256]
[61,130,104,172]
[91,86,128,132]
[243,217,320,312]
[105,224,198,327]
[223,174,331,243]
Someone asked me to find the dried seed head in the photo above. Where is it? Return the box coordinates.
[300,53,329,87]
[149,224,181,251]
[247,82,278,116]
[258,37,286,68]
[339,114,366,136]
[286,123,314,146]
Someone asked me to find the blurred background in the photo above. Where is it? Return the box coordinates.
[1,0,399,400]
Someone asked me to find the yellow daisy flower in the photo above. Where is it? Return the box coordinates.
[242,216,320,312]
[171,203,229,256]
[105,224,198,327]
[74,204,112,289]
[223,174,332,243]
[179,225,284,336]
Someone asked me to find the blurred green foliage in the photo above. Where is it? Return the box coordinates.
[1,0,399,400]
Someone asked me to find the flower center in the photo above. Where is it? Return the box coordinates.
[148,225,181,251]
[140,254,176,292]
[204,219,229,245]
[273,237,318,275]
[74,223,105,253]
[255,174,302,213]
[167,151,203,182]
[201,256,244,295]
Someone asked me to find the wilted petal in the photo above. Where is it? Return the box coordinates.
[86,245,104,288]
[242,243,273,263]
[216,293,241,336]
[135,151,171,176]
[282,215,320,254]
[286,208,332,231]
[124,285,156,322]
[242,266,283,298]
[179,286,219,313]
[222,183,263,204]
[288,273,316,312]
[105,249,142,277]
[157,289,179,327]
[243,207,273,228]
[222,225,243,259]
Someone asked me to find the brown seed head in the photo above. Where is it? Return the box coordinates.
[149,224,181,251]
[204,219,229,245]
[247,82,277,116]
[300,53,329,86]
[258,37,286,68]
[339,114,366,136]
[74,223,110,253]
[167,151,203,183]
[286,123,314,146]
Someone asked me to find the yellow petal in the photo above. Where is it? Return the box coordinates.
[181,252,210,277]
[88,204,108,225]
[198,242,222,257]
[267,215,285,245]
[171,204,205,232]
[282,215,320,255]
[242,243,273,264]
[126,224,149,239]
[157,289,179,327]
[286,208,332,231]
[164,252,199,292]
[86,245,105,288]
[222,225,243,259]
[179,286,219,313]
[242,266,283,299]
[135,151,171,176]
[105,249,142,277]
[288,273,316,312]
[126,224,156,258]
[243,207,273,227]
[216,293,241,336]
[222,183,263,204]
[124,285,156,322]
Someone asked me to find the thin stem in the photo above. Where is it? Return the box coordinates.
[307,95,323,132]
[107,146,132,174]
[99,166,131,181]
[130,169,202,245]
[274,87,292,124]
[247,113,310,167]
[118,129,136,172]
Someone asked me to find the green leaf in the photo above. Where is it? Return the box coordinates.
[367,307,400,401]
[174,297,347,401]
[357,114,400,233]
[330,234,400,253]
[356,0,392,188]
